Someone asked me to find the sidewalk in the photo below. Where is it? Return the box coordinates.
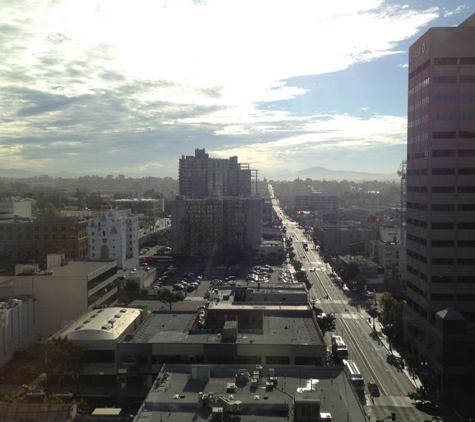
[366,319,423,392]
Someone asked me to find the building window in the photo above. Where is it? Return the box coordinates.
[434,94,457,102]
[431,294,454,301]
[458,186,475,193]
[432,186,455,193]
[432,149,455,157]
[459,131,475,138]
[459,168,475,175]
[461,57,475,65]
[434,76,457,83]
[458,204,475,211]
[433,113,457,121]
[434,57,457,65]
[431,204,455,211]
[431,258,454,265]
[431,275,454,283]
[460,75,475,83]
[431,240,454,247]
[432,168,455,175]
[431,222,454,229]
[432,131,456,139]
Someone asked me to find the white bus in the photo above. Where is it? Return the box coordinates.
[331,335,349,359]
[343,359,364,391]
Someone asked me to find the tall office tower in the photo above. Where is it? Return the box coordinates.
[178,148,255,198]
[404,13,475,394]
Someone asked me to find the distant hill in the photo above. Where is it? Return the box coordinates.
[265,166,397,182]
[0,166,397,183]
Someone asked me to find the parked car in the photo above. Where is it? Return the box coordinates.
[415,400,438,413]
[55,391,74,399]
[27,388,46,398]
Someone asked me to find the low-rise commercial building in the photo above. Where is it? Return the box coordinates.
[52,306,145,385]
[295,192,339,214]
[0,259,119,338]
[0,295,38,368]
[0,216,89,262]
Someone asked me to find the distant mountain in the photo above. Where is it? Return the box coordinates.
[0,168,39,178]
[0,169,98,179]
[264,166,397,182]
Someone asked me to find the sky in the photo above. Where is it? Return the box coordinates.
[1,0,473,180]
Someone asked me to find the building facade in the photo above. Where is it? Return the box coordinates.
[88,209,139,270]
[295,192,339,214]
[0,296,38,368]
[112,198,165,216]
[404,13,475,394]
[178,148,254,198]
[171,196,262,258]
[0,200,32,221]
[2,260,119,338]
[0,216,89,262]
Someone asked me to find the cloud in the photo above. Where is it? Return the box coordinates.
[0,0,471,176]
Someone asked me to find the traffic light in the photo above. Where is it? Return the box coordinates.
[391,412,396,421]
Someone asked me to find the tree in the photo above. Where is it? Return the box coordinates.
[124,280,139,295]
[316,313,336,336]
[350,273,367,293]
[44,336,85,389]
[43,394,64,404]
[0,394,27,403]
[367,304,379,330]
[379,293,403,341]
[73,399,90,414]
[156,289,185,311]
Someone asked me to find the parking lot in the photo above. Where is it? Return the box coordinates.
[145,260,290,300]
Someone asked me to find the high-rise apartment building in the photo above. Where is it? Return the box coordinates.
[179,148,255,198]
[171,196,262,258]
[404,13,475,394]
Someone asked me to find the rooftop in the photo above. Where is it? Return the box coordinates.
[54,306,142,341]
[126,308,323,346]
[134,364,365,422]
[15,260,116,278]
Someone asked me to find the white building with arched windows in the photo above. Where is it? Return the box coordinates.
[88,209,139,270]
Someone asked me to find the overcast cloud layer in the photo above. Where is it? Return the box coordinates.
[0,0,472,178]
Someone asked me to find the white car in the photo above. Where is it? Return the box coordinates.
[56,391,74,399]
[27,388,46,397]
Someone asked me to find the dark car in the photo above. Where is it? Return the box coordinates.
[415,400,438,413]
[367,381,380,396]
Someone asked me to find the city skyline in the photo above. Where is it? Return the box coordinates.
[1,1,473,179]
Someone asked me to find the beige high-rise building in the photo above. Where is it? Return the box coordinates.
[404,13,475,394]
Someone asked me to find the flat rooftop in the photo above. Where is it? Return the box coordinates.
[126,309,323,346]
[134,365,365,422]
[15,260,116,278]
